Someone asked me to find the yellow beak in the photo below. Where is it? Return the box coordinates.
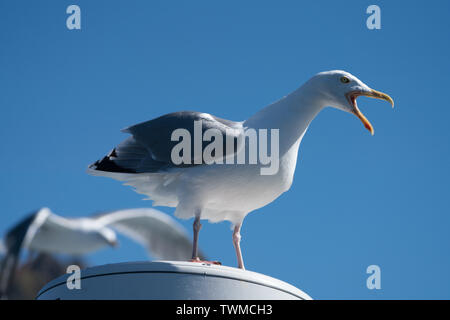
[349,89,394,135]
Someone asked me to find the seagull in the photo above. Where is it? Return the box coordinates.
[0,207,200,298]
[88,70,394,270]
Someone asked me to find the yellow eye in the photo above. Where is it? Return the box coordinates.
[340,76,350,84]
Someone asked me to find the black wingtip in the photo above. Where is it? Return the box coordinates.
[89,149,136,174]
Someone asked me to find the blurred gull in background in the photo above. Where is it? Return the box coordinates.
[0,207,201,298]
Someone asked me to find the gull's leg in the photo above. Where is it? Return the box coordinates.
[232,223,245,270]
[189,212,221,265]
[191,214,202,260]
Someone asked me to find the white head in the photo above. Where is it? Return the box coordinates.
[305,70,394,135]
[98,227,118,248]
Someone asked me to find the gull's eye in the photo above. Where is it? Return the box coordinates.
[340,76,350,84]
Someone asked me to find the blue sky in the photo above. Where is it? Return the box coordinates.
[1,0,449,299]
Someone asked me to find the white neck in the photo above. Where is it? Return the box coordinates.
[244,82,326,155]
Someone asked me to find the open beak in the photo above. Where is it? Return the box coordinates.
[346,89,394,135]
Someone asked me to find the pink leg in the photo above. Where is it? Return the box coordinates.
[233,224,245,270]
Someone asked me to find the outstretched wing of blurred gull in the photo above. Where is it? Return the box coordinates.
[95,208,196,260]
[0,210,42,298]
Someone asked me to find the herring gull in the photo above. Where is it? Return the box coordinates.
[88,70,394,269]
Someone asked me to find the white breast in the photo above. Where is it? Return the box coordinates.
[170,133,304,224]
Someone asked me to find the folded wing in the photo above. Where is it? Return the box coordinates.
[89,111,244,174]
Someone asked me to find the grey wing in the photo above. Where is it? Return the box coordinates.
[0,239,5,257]
[2,208,52,255]
[88,111,244,174]
[95,208,203,260]
[0,208,51,297]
